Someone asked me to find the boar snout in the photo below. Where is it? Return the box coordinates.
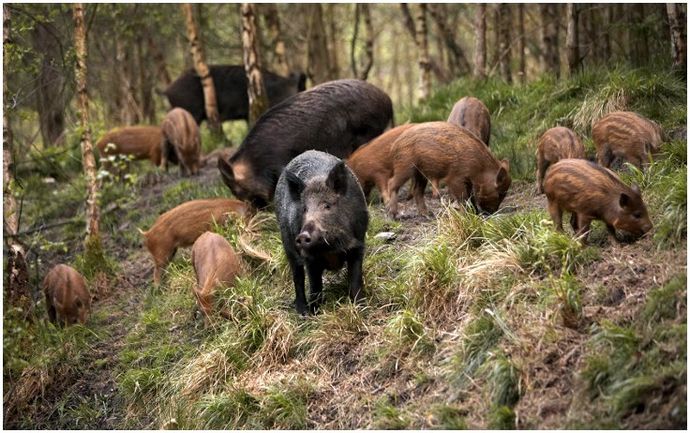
[295,222,320,249]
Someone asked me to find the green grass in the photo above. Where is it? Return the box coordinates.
[4,65,685,429]
[402,66,686,181]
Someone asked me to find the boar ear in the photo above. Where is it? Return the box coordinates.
[619,192,632,209]
[326,161,349,195]
[630,183,641,195]
[500,159,510,172]
[218,157,235,187]
[496,165,509,186]
[285,170,305,200]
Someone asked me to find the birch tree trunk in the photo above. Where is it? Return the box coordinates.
[241,3,269,127]
[667,3,687,72]
[73,3,102,255]
[498,3,512,84]
[416,4,431,101]
[474,4,487,79]
[517,4,526,83]
[3,4,32,318]
[181,3,221,133]
[260,3,290,77]
[566,3,580,76]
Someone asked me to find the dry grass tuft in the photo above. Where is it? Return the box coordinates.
[175,348,233,398]
[253,310,297,368]
[4,365,54,418]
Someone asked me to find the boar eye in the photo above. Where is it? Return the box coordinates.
[633,211,642,219]
[323,202,331,210]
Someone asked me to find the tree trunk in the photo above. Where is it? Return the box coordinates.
[33,20,66,148]
[241,3,269,127]
[350,3,360,78]
[73,3,101,249]
[666,3,686,71]
[498,4,512,84]
[116,37,141,125]
[306,4,332,85]
[416,4,431,101]
[566,3,580,76]
[492,5,500,71]
[517,4,526,83]
[474,3,487,79]
[3,5,32,318]
[603,5,612,60]
[351,4,374,81]
[428,4,471,76]
[260,3,290,77]
[181,3,221,133]
[326,3,340,79]
[148,34,172,87]
[632,4,649,66]
[540,3,560,77]
[137,36,156,124]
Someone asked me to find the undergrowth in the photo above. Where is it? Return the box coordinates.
[4,66,686,429]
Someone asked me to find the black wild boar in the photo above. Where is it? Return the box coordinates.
[219,79,394,208]
[164,65,307,125]
[275,150,369,315]
[543,158,653,243]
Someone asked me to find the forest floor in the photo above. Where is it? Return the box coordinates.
[3,68,686,429]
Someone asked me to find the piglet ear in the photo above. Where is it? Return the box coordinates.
[619,192,631,209]
[326,161,348,196]
[285,170,305,200]
[630,183,641,195]
[496,165,508,186]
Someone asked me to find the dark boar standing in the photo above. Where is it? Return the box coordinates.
[275,150,369,315]
[191,231,243,323]
[96,125,164,167]
[592,111,663,169]
[140,198,252,285]
[387,122,511,218]
[543,158,652,243]
[219,79,393,208]
[43,264,91,326]
[164,65,307,125]
[161,108,201,176]
[536,126,585,194]
[447,96,491,146]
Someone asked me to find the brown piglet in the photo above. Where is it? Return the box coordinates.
[96,125,164,168]
[161,108,201,176]
[387,122,511,218]
[346,124,423,202]
[140,198,252,285]
[43,264,91,326]
[536,126,585,194]
[191,232,243,322]
[446,96,491,146]
[543,159,652,243]
[592,111,663,169]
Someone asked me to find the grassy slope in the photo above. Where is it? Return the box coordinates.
[3,67,687,429]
